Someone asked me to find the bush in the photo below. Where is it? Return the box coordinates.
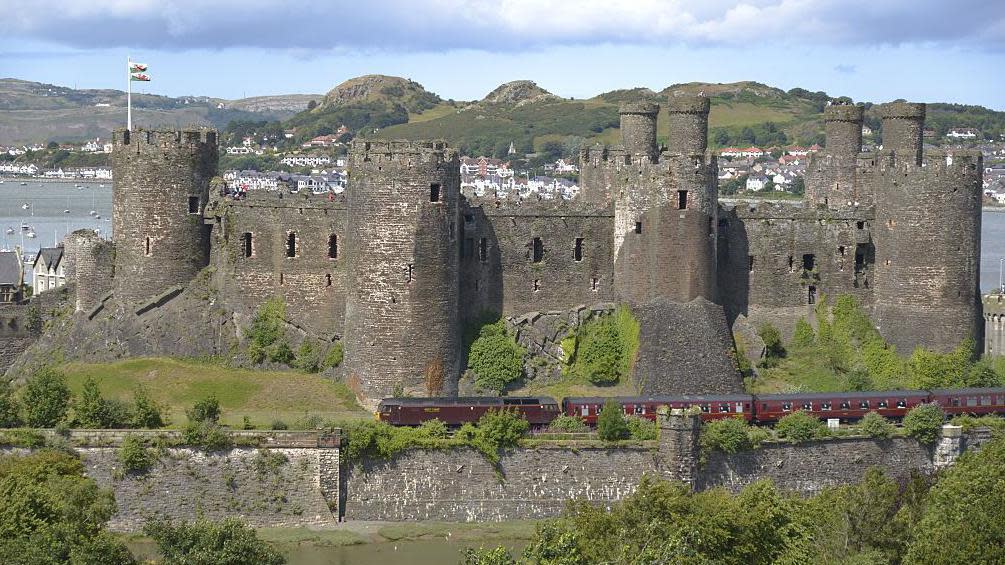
[701,417,755,453]
[858,411,895,439]
[271,419,288,430]
[187,396,221,424]
[0,381,21,428]
[597,401,629,441]
[758,323,786,361]
[566,307,640,385]
[791,318,815,348]
[775,411,827,444]
[118,435,154,474]
[626,416,658,440]
[21,366,71,427]
[903,403,945,445]
[467,320,526,393]
[294,342,320,373]
[323,342,344,369]
[74,378,132,429]
[144,518,285,565]
[131,386,164,429]
[461,546,516,565]
[477,409,529,449]
[548,415,588,433]
[182,421,233,451]
[269,340,295,365]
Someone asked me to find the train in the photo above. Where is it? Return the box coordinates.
[376,387,1005,428]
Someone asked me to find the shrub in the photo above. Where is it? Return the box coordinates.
[271,419,288,430]
[903,403,945,445]
[567,307,640,385]
[477,409,529,449]
[322,342,344,369]
[131,386,164,429]
[548,415,588,433]
[247,297,285,349]
[0,381,21,428]
[468,320,525,393]
[775,411,826,444]
[626,416,658,440]
[241,416,255,430]
[295,413,325,429]
[269,340,295,365]
[791,318,815,348]
[597,401,629,441]
[118,435,154,474]
[74,378,132,429]
[21,366,71,427]
[294,342,320,373]
[461,546,516,565]
[144,518,285,565]
[858,411,895,439]
[758,323,786,360]
[182,421,233,451]
[187,396,221,424]
[701,417,755,453]
[419,418,449,438]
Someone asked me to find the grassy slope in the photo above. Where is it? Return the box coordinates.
[60,357,367,428]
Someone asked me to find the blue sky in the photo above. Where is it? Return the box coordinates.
[1,1,1003,109]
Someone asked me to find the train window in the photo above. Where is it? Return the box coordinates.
[580,405,588,417]
[966,397,978,407]
[840,401,850,409]
[700,405,710,413]
[951,398,961,407]
[802,403,812,411]
[896,400,907,408]
[982,396,992,406]
[859,401,869,409]
[719,404,729,413]
[634,405,644,415]
[762,403,768,411]
[878,400,888,408]
[737,403,745,413]
[782,402,792,411]
[821,403,832,410]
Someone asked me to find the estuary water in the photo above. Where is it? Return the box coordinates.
[3,179,1005,291]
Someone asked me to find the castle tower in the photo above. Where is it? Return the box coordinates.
[65,229,114,313]
[879,102,925,165]
[666,94,710,155]
[613,95,718,304]
[806,104,865,207]
[111,129,217,305]
[342,140,461,402]
[618,101,659,161]
[872,122,983,354]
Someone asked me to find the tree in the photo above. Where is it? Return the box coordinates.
[131,385,164,429]
[21,366,71,427]
[701,417,753,453]
[0,381,20,428]
[597,401,628,441]
[788,177,805,196]
[758,323,786,363]
[306,99,317,111]
[857,411,895,439]
[477,408,529,449]
[144,518,285,565]
[74,377,109,428]
[775,411,826,443]
[791,318,815,348]
[468,320,525,393]
[187,396,221,424]
[903,403,944,445]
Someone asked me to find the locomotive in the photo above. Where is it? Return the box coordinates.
[377,387,1005,428]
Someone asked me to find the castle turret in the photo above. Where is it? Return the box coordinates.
[872,149,983,353]
[806,103,865,207]
[879,102,925,165]
[666,94,710,155]
[342,140,461,402]
[111,129,217,305]
[65,229,114,313]
[618,101,659,161]
[613,95,718,304]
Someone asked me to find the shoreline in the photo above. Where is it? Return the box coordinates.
[0,176,110,185]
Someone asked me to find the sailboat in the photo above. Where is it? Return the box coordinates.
[4,227,13,235]
[64,196,70,214]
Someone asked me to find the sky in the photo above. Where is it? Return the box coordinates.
[1,0,1004,109]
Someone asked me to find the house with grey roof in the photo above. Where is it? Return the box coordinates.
[32,246,65,295]
[0,251,23,304]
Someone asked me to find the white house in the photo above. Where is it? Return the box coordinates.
[32,247,65,295]
[746,174,769,191]
[947,128,979,139]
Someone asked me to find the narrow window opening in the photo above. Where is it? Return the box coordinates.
[838,245,846,256]
[241,233,253,258]
[449,222,455,240]
[708,218,714,235]
[464,213,474,223]
[144,237,152,257]
[474,279,480,291]
[407,264,413,283]
[676,190,688,210]
[788,256,794,272]
[574,238,584,262]
[808,285,817,304]
[533,279,540,292]
[591,277,598,291]
[328,234,338,259]
[286,232,297,258]
[325,274,332,287]
[532,237,543,263]
[430,183,441,202]
[748,255,755,272]
[479,238,488,262]
[802,254,815,271]
[856,221,865,230]
[635,221,642,234]
[188,196,199,214]
[279,272,284,285]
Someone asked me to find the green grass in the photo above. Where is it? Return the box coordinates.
[407,103,460,124]
[377,521,539,542]
[61,357,367,428]
[256,527,368,547]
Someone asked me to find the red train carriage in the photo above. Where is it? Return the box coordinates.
[754,390,929,424]
[377,396,560,428]
[563,395,754,426]
[929,388,1005,417]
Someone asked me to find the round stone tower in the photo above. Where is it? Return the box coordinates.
[806,104,865,207]
[343,140,461,403]
[111,128,217,305]
[67,229,114,313]
[879,102,925,165]
[666,94,710,155]
[824,104,864,158]
[618,101,659,161]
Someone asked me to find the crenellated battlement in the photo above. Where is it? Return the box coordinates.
[824,104,865,123]
[878,102,926,120]
[874,149,983,178]
[462,192,612,217]
[349,139,457,167]
[112,128,218,150]
[666,95,711,115]
[221,188,348,210]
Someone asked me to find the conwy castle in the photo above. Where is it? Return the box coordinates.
[0,96,985,404]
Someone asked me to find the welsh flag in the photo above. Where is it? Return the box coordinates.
[130,73,151,82]
[129,62,148,72]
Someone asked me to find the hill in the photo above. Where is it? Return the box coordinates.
[0,78,319,144]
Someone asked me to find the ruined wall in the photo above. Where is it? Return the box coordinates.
[701,437,932,494]
[111,129,217,305]
[872,150,984,353]
[68,229,114,313]
[343,140,461,400]
[209,190,348,338]
[459,196,615,322]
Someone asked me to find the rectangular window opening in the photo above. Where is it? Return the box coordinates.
[407,264,413,283]
[479,238,488,262]
[328,234,338,259]
[802,253,815,271]
[532,237,543,263]
[856,221,865,230]
[838,245,846,256]
[788,255,794,272]
[676,190,688,210]
[533,279,540,292]
[325,274,332,287]
[635,221,643,234]
[574,238,584,262]
[279,272,284,285]
[144,237,152,257]
[808,285,817,304]
[241,233,253,258]
[748,255,755,272]
[591,277,598,291]
[286,232,297,258]
[430,183,441,202]
[188,196,199,214]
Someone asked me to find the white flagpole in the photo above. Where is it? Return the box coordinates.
[127,55,132,131]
